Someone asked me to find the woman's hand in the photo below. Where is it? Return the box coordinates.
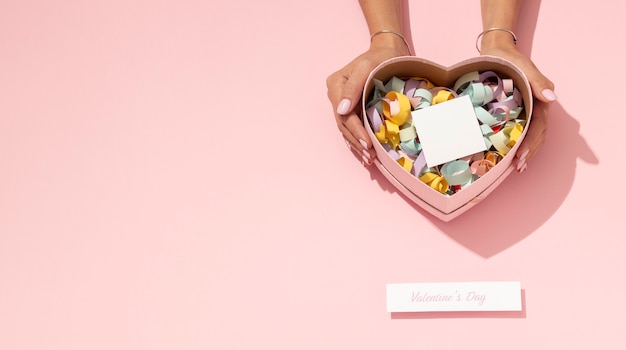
[326,43,408,166]
[481,43,557,172]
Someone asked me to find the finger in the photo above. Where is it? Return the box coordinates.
[335,60,377,116]
[341,132,375,167]
[343,112,372,148]
[344,136,375,167]
[517,111,546,164]
[328,72,360,140]
[329,74,375,166]
[340,112,376,164]
[515,100,550,171]
[326,71,348,111]
[524,64,557,103]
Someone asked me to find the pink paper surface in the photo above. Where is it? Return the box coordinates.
[1,1,624,349]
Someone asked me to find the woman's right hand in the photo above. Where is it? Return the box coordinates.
[326,43,408,166]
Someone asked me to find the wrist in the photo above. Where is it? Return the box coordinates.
[479,29,517,52]
[370,30,412,55]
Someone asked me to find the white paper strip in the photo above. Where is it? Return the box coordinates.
[386,281,522,312]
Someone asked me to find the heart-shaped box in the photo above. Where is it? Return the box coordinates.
[362,56,533,221]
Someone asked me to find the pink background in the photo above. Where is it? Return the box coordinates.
[1,0,624,349]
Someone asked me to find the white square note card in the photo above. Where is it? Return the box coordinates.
[386,281,522,312]
[411,95,487,168]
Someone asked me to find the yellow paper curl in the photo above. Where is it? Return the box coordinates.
[419,172,449,194]
[432,90,454,105]
[397,157,413,173]
[375,124,387,143]
[384,120,400,149]
[382,91,411,125]
[507,123,524,146]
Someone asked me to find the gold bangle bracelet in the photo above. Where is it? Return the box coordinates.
[475,28,517,53]
[370,29,412,56]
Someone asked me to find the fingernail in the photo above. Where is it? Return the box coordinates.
[516,158,526,172]
[519,163,527,173]
[518,149,529,161]
[361,155,370,165]
[337,99,351,115]
[362,149,371,159]
[542,89,557,101]
[359,139,368,149]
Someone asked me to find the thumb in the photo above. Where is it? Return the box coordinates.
[527,69,557,103]
[336,65,372,116]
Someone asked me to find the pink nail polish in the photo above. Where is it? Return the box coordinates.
[542,89,557,101]
[362,149,371,159]
[361,155,370,165]
[516,158,526,172]
[359,139,368,149]
[337,99,351,115]
[518,149,529,161]
[520,163,527,173]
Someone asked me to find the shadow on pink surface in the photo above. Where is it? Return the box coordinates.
[368,102,598,258]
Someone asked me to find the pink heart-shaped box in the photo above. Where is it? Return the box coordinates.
[362,56,533,221]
